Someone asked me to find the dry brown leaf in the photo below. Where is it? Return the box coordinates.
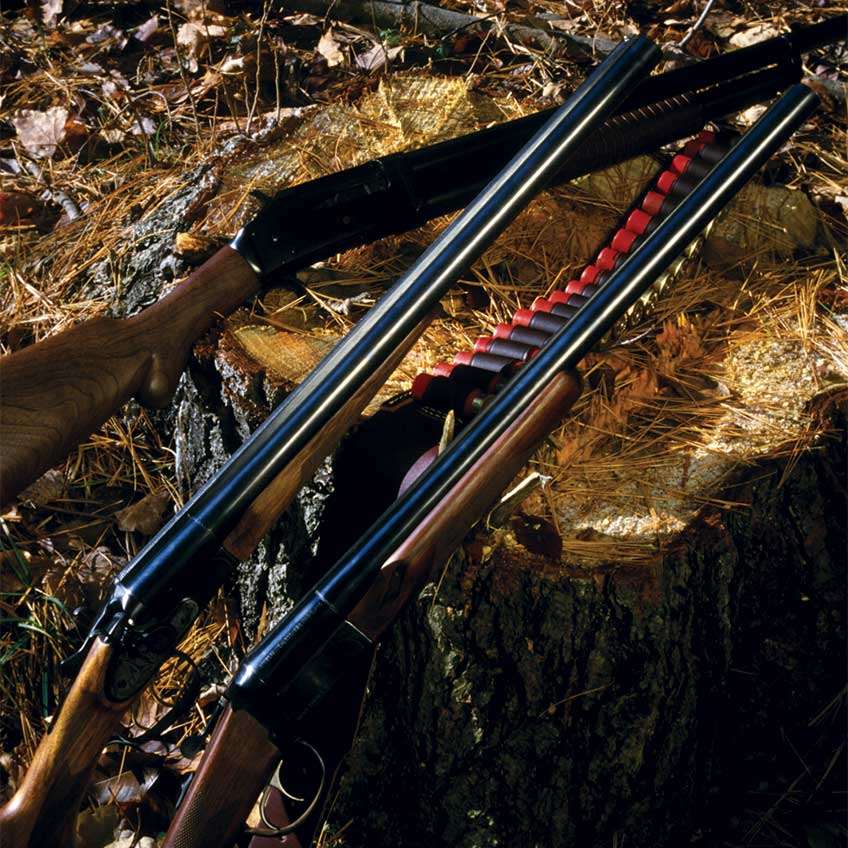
[79,545,122,584]
[317,29,345,67]
[0,191,46,226]
[115,491,171,535]
[91,771,144,807]
[19,468,66,505]
[356,43,403,71]
[41,0,62,28]
[12,106,68,158]
[729,23,779,49]
[75,804,121,848]
[178,20,227,55]
[134,14,159,43]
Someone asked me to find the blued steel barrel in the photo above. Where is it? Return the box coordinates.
[231,84,819,718]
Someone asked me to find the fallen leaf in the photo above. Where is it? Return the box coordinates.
[317,29,345,67]
[86,22,129,50]
[0,191,59,232]
[41,0,62,27]
[75,804,121,848]
[100,128,126,144]
[18,468,66,505]
[703,10,742,39]
[218,54,246,74]
[134,14,159,42]
[510,513,562,560]
[79,545,122,584]
[63,114,89,151]
[12,106,68,158]
[355,43,403,71]
[288,12,321,25]
[115,490,171,535]
[178,21,227,55]
[130,116,156,136]
[729,23,779,49]
[90,771,144,807]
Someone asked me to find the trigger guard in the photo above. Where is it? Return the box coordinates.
[246,739,326,838]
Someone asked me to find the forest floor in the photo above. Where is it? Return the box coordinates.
[0,0,846,846]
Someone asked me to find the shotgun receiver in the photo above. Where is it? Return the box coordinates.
[0,38,661,848]
[161,83,820,848]
[0,15,843,505]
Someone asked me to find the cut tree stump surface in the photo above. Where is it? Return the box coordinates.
[319,423,845,846]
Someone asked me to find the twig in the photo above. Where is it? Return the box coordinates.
[14,157,83,221]
[676,0,718,49]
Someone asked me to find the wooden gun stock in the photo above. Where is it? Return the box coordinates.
[350,370,581,640]
[0,246,259,506]
[161,705,283,848]
[162,370,580,848]
[0,639,131,848]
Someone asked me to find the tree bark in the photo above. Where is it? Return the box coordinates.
[320,413,846,846]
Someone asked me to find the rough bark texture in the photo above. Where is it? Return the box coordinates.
[320,414,846,847]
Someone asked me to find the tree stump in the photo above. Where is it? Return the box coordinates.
[320,420,845,846]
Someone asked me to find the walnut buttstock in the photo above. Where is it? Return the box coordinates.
[0,246,259,506]
[0,639,131,848]
[350,370,581,640]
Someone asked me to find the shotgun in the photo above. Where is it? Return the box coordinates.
[161,83,820,848]
[0,38,661,848]
[0,15,843,505]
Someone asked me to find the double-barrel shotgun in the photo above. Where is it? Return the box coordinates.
[0,36,662,848]
[0,15,843,504]
[161,82,821,848]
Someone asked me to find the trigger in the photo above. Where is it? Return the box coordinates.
[247,740,326,842]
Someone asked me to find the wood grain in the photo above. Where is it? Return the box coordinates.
[161,704,282,848]
[0,639,130,848]
[350,370,581,640]
[0,246,259,505]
